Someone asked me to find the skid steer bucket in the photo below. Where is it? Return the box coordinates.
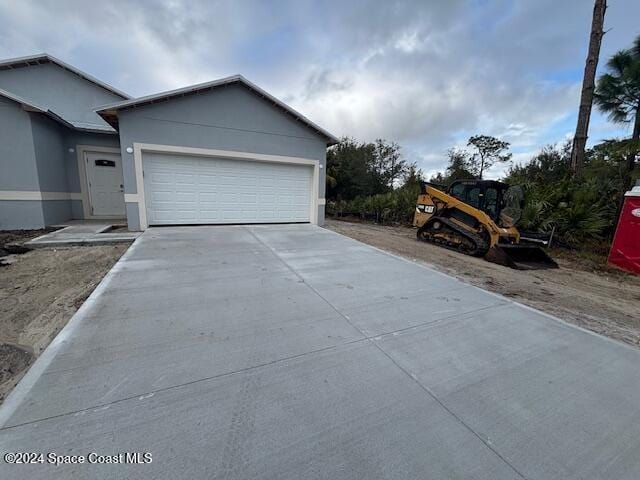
[484,244,559,270]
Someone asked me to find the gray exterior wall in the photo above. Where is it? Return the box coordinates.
[0,96,38,191]
[116,84,328,229]
[0,97,45,229]
[0,100,120,229]
[0,200,75,230]
[30,114,72,225]
[41,199,72,226]
[0,200,45,230]
[31,115,67,192]
[317,205,325,227]
[70,199,83,220]
[0,62,123,130]
[125,203,141,233]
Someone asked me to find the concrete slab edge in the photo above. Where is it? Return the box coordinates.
[323,226,640,356]
[0,235,143,428]
[24,225,74,244]
[96,225,115,234]
[26,237,138,248]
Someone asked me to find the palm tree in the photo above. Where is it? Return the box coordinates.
[594,35,640,190]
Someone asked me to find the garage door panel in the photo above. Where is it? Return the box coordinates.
[154,210,178,222]
[176,194,198,201]
[199,175,217,185]
[199,192,218,202]
[144,152,313,225]
[196,185,218,194]
[218,175,240,185]
[151,193,176,203]
[175,174,196,185]
[199,212,222,222]
[222,210,243,220]
[150,172,174,184]
[174,214,198,223]
[259,210,276,219]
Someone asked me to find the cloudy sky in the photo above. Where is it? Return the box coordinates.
[1,0,638,178]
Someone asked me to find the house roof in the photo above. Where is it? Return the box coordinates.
[0,53,129,133]
[0,86,82,130]
[0,53,130,100]
[0,86,47,112]
[96,75,339,145]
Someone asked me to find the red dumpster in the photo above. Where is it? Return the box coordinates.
[608,186,640,274]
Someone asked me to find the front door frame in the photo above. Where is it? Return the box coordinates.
[76,145,126,220]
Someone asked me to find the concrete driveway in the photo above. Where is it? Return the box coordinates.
[2,225,640,479]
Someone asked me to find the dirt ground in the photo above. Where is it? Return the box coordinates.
[0,232,129,403]
[326,218,640,348]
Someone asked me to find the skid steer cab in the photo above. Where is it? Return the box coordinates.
[414,180,558,270]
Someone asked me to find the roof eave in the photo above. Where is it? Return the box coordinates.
[97,110,120,130]
[74,127,117,135]
[96,75,339,145]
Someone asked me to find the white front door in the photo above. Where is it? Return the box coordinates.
[85,151,125,217]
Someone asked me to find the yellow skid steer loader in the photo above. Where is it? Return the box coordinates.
[414,180,558,270]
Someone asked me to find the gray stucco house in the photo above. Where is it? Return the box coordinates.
[0,53,337,231]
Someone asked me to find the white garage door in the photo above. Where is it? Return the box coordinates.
[143,152,313,225]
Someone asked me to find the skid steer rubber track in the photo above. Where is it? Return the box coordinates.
[417,216,489,257]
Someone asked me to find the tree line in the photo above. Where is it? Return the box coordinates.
[326,138,411,200]
[326,134,513,202]
[325,138,423,223]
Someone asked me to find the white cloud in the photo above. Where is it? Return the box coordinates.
[0,0,637,176]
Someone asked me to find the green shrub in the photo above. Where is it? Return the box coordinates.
[327,184,420,224]
[505,143,625,248]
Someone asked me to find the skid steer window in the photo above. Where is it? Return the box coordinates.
[467,187,481,209]
[500,186,524,227]
[451,183,465,200]
[484,188,499,221]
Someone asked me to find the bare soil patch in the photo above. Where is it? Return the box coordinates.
[325,218,640,348]
[0,228,59,246]
[0,231,129,403]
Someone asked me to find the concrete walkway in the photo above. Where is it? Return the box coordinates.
[25,221,140,247]
[1,225,639,479]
